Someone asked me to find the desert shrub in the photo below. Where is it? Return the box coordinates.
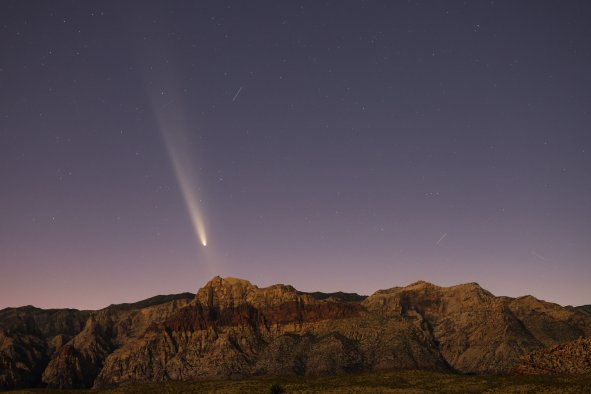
[269,382,285,394]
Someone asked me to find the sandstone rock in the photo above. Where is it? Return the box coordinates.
[0,306,89,390]
[0,306,89,340]
[0,293,192,389]
[0,327,48,390]
[41,293,193,388]
[507,296,591,345]
[2,277,591,389]
[576,304,591,317]
[94,278,380,387]
[513,337,591,374]
[362,281,543,374]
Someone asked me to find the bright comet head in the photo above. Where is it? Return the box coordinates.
[141,51,211,255]
[151,91,209,250]
[173,157,209,249]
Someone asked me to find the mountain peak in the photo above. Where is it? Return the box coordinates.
[196,276,257,308]
[204,276,255,289]
[2,276,591,390]
[405,280,438,290]
[222,276,254,286]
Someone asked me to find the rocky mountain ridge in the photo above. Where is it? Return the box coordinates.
[1,277,589,390]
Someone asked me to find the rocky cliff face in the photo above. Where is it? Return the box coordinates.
[1,277,590,390]
[576,305,591,317]
[362,281,591,374]
[0,307,89,339]
[0,306,90,390]
[0,327,48,389]
[513,338,591,374]
[41,293,194,389]
[93,277,447,388]
[0,293,193,390]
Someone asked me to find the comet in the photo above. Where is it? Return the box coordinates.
[137,44,210,251]
[165,143,208,247]
[151,91,209,248]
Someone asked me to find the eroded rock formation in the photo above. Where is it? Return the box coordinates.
[1,276,590,390]
[513,338,591,374]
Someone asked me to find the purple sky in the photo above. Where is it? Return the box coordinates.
[1,1,590,310]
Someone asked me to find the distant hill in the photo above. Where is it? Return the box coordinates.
[0,305,90,339]
[297,290,367,302]
[105,292,195,310]
[1,276,590,390]
[0,293,193,390]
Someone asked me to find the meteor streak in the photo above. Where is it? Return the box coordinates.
[232,86,243,102]
[436,232,447,246]
[530,250,547,262]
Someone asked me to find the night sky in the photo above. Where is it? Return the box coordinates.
[1,1,590,309]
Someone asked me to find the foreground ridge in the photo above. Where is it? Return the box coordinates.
[0,276,590,390]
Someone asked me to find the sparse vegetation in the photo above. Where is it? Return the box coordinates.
[9,370,591,394]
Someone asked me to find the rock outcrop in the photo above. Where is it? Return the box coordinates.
[0,293,193,390]
[0,327,48,389]
[1,277,590,390]
[0,306,89,340]
[93,277,447,388]
[576,305,591,317]
[0,306,89,390]
[362,281,591,374]
[513,338,591,374]
[41,293,193,389]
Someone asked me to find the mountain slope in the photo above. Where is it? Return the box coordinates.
[0,293,193,390]
[514,338,591,374]
[576,304,591,316]
[94,277,446,388]
[0,306,90,389]
[41,292,194,389]
[1,277,590,390]
[93,277,591,387]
